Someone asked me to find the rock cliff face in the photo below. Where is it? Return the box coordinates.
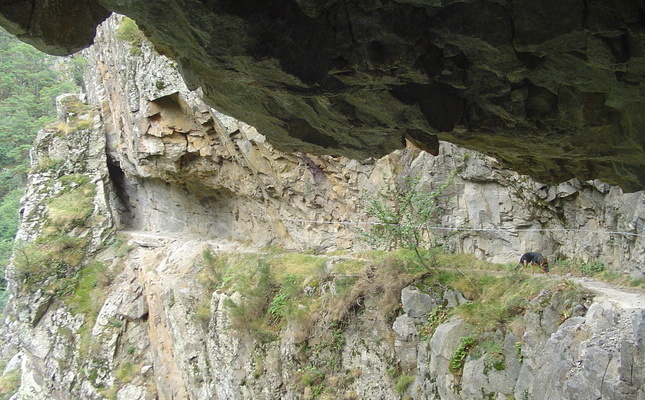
[0,1,644,191]
[83,17,644,276]
[1,15,644,400]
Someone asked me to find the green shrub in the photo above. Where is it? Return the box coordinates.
[450,336,477,377]
[361,174,452,268]
[198,249,227,290]
[580,261,605,276]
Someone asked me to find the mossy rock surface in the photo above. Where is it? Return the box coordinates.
[2,0,643,190]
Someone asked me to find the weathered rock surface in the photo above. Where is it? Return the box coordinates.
[8,228,645,399]
[82,16,644,277]
[0,2,644,190]
[1,14,644,400]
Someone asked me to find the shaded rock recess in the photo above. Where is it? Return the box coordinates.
[0,1,643,191]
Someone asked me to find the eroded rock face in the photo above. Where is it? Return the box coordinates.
[83,15,643,276]
[0,1,643,191]
[1,15,644,400]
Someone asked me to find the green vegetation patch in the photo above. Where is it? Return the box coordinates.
[0,367,20,399]
[191,244,596,398]
[116,17,146,54]
[66,261,112,315]
[46,190,94,229]
[30,156,65,174]
[548,256,645,289]
[13,234,90,295]
[13,177,97,296]
[450,336,477,379]
[430,271,584,332]
[268,252,327,286]
[115,361,135,384]
[395,374,416,394]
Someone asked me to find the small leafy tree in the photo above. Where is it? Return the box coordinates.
[362,173,453,271]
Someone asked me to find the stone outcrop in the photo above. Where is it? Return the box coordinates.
[0,1,643,191]
[4,230,644,399]
[83,16,644,276]
[0,14,644,400]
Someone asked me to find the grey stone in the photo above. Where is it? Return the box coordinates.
[393,314,417,341]
[401,286,436,319]
[443,289,467,308]
[2,352,21,375]
[117,384,145,400]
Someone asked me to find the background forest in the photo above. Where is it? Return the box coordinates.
[0,28,82,310]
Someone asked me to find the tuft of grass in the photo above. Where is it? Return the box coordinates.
[31,156,64,173]
[0,368,20,398]
[198,249,227,290]
[320,252,420,328]
[116,17,146,47]
[223,257,277,339]
[65,261,111,314]
[13,235,90,295]
[331,258,366,276]
[268,252,327,287]
[115,361,134,383]
[54,121,75,136]
[194,300,211,329]
[109,234,136,258]
[46,190,94,229]
[300,366,326,387]
[395,375,415,394]
[550,257,644,289]
[447,272,588,333]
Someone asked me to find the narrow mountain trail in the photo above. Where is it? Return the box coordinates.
[571,277,645,310]
[121,230,644,311]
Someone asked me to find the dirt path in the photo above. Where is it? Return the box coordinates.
[572,277,645,310]
[121,230,260,252]
[121,230,644,310]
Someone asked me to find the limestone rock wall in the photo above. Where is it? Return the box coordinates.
[0,14,644,400]
[4,231,644,399]
[84,16,644,277]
